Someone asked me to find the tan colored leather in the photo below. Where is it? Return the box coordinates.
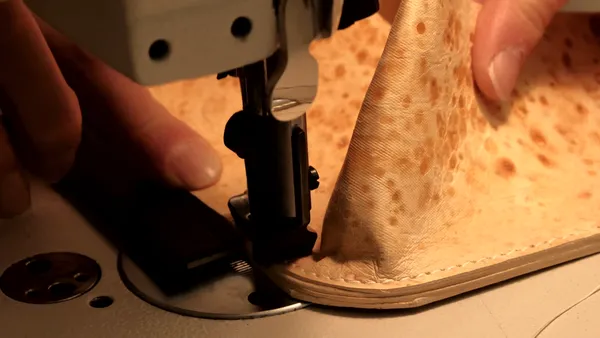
[150,3,600,309]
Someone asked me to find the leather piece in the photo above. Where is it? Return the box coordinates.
[149,3,600,309]
[265,2,600,308]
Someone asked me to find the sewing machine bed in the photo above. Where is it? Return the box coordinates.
[0,180,598,338]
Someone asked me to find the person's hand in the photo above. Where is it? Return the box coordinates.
[471,0,567,101]
[379,0,567,101]
[0,0,222,218]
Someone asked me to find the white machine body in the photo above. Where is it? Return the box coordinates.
[24,0,598,87]
[26,0,281,86]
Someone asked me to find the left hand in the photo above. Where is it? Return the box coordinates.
[0,1,223,218]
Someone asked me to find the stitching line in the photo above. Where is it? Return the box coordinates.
[290,230,596,285]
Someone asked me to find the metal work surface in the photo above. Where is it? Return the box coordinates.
[2,180,600,338]
[118,253,309,319]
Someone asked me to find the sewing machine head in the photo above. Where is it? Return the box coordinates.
[25,0,379,264]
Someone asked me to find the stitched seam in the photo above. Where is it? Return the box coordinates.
[289,229,598,285]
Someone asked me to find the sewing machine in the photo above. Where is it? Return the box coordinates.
[2,0,600,337]
[26,0,381,266]
[2,0,382,325]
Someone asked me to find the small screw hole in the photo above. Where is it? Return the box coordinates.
[89,296,113,308]
[247,291,263,306]
[148,39,170,61]
[231,17,252,39]
[25,259,52,275]
[48,282,76,299]
[73,273,90,283]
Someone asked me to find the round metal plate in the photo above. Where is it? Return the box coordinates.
[118,253,309,319]
[0,252,101,304]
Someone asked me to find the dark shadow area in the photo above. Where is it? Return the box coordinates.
[52,122,246,296]
[54,177,245,296]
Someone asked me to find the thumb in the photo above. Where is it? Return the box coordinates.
[472,0,568,101]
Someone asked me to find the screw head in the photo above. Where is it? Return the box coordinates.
[308,166,320,190]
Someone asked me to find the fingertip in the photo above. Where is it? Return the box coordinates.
[471,0,567,101]
[472,50,504,102]
[480,47,527,101]
[471,0,516,101]
[164,135,223,190]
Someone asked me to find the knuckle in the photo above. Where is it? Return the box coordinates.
[33,92,82,157]
[519,0,563,34]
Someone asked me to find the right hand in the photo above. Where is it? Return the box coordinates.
[0,0,222,218]
[378,0,567,101]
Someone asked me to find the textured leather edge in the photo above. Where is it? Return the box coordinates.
[266,230,600,309]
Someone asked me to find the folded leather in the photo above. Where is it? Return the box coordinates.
[266,2,600,308]
[151,1,600,309]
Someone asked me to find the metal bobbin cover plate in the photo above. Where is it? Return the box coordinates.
[0,252,101,304]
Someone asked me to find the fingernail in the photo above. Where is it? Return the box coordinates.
[168,138,222,190]
[488,47,525,101]
[0,171,30,218]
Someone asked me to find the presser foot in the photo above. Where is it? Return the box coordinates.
[228,193,318,266]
